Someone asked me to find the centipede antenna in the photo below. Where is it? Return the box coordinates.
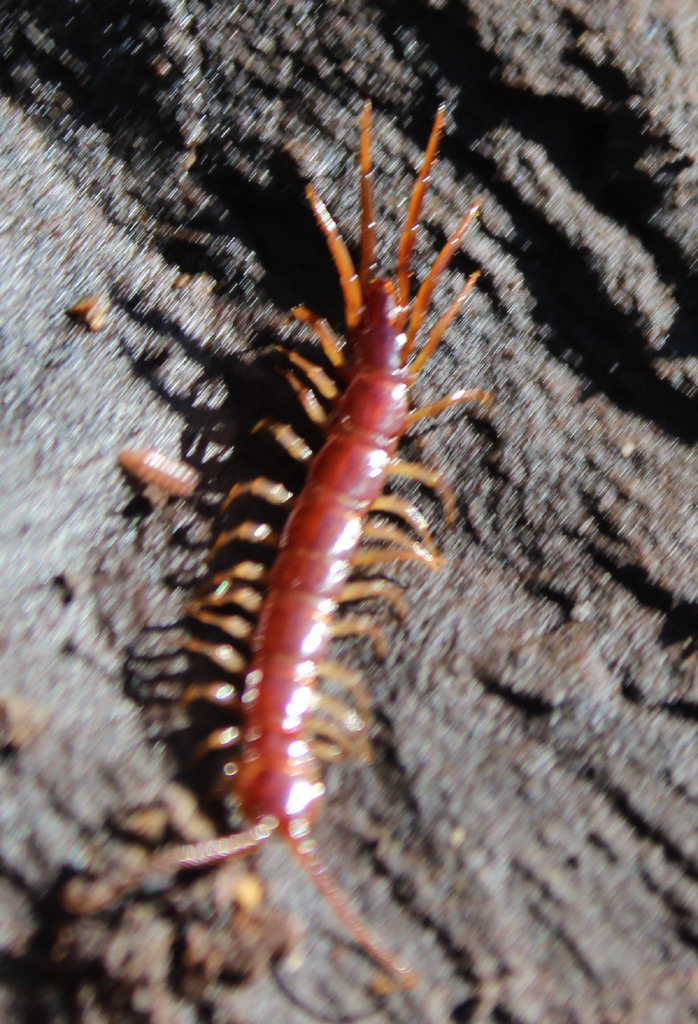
[395,105,446,324]
[306,185,363,331]
[290,831,417,990]
[403,200,480,358]
[358,100,378,291]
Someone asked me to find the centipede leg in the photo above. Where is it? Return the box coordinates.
[189,725,241,765]
[305,184,363,330]
[203,562,268,587]
[183,637,246,674]
[406,387,492,427]
[189,564,267,615]
[275,347,339,401]
[339,579,409,621]
[221,477,294,513]
[192,610,253,641]
[281,369,328,424]
[153,820,277,871]
[179,681,240,708]
[317,660,371,714]
[252,419,314,462]
[309,738,347,763]
[207,521,279,562]
[386,458,457,525]
[358,99,377,291]
[369,494,438,555]
[313,691,367,732]
[289,835,416,989]
[361,522,443,568]
[408,270,481,376]
[291,306,346,367]
[352,548,442,571]
[395,106,446,323]
[62,822,277,915]
[306,711,373,765]
[403,200,481,357]
[329,615,388,659]
[188,583,263,616]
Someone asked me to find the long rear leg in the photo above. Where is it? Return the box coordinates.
[289,832,416,989]
[63,821,278,914]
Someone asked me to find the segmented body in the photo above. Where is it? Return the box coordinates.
[74,101,489,989]
[237,284,411,835]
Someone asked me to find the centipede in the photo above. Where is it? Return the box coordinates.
[66,102,490,989]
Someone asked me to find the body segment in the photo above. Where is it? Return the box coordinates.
[240,313,411,834]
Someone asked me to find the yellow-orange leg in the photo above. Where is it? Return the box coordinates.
[183,638,246,674]
[369,494,438,555]
[313,690,367,733]
[192,610,253,641]
[306,710,373,765]
[203,561,268,587]
[328,615,388,659]
[306,184,363,331]
[190,725,240,765]
[352,547,442,571]
[275,346,339,400]
[179,681,240,708]
[281,369,328,425]
[361,522,443,568]
[339,579,409,621]
[188,583,263,616]
[407,387,492,427]
[408,270,481,376]
[358,100,378,290]
[387,458,456,525]
[252,418,314,462]
[190,563,268,613]
[404,200,481,357]
[310,738,347,763]
[207,521,278,562]
[291,306,346,367]
[395,105,447,322]
[221,477,293,513]
[317,659,372,714]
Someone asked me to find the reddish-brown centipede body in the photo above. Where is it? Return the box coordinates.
[79,102,490,988]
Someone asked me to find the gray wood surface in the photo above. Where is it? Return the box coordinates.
[2,2,698,1021]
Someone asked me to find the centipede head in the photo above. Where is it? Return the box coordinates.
[349,278,410,374]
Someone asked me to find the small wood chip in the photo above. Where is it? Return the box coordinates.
[67,294,111,331]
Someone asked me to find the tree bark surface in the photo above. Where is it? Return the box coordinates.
[1,3,698,1022]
